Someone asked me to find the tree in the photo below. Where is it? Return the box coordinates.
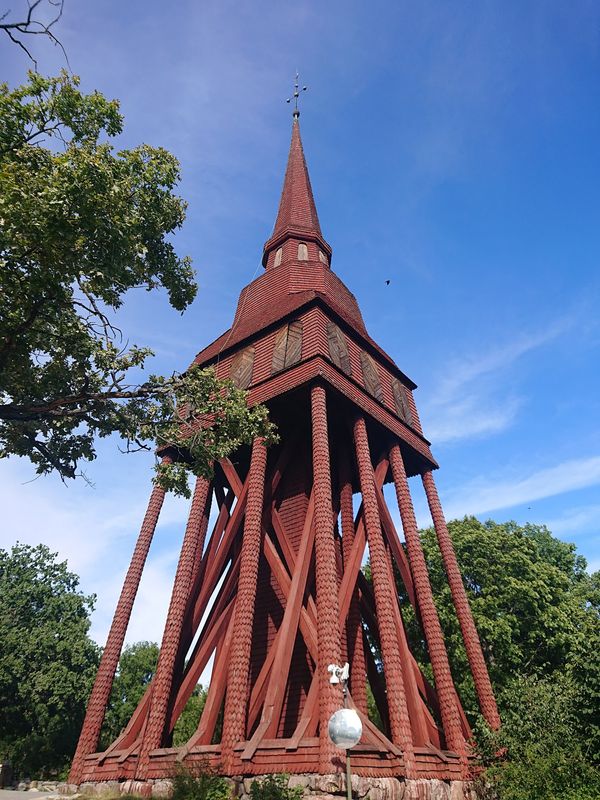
[172,687,208,746]
[0,71,274,497]
[0,543,99,777]
[397,517,599,719]
[393,517,600,799]
[474,674,600,800]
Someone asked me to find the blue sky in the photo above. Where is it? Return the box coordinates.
[1,0,599,652]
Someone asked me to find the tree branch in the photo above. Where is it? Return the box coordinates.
[1,0,68,69]
[0,382,172,421]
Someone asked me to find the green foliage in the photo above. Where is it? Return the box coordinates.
[474,674,600,800]
[0,543,99,777]
[100,643,208,750]
[249,774,303,800]
[417,518,600,797]
[100,641,159,748]
[170,760,230,800]
[400,518,599,718]
[172,687,208,747]
[380,516,600,797]
[365,681,383,730]
[0,71,274,495]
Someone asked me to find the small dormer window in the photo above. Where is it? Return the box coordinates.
[298,242,308,261]
[274,247,283,267]
[318,250,328,265]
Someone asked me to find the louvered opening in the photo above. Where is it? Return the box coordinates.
[391,378,413,425]
[360,351,383,402]
[230,346,255,389]
[327,322,352,376]
[271,321,303,375]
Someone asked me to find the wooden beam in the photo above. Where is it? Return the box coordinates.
[169,598,235,727]
[178,607,236,755]
[241,491,316,759]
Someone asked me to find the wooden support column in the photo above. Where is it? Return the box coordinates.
[221,438,267,771]
[421,469,500,730]
[311,384,343,772]
[69,458,171,784]
[136,476,211,777]
[339,457,368,716]
[388,446,467,755]
[352,418,416,776]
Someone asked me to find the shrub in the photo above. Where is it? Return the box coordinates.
[249,774,303,800]
[170,760,230,800]
[473,674,600,800]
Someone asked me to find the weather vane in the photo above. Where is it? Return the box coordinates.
[286,71,307,118]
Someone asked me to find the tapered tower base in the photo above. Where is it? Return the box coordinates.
[70,116,498,792]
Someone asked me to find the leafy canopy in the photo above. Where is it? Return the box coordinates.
[398,517,600,799]
[475,674,600,800]
[101,641,208,750]
[0,71,273,495]
[397,518,599,719]
[100,641,159,749]
[0,543,99,776]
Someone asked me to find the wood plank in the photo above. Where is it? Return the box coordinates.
[170,554,241,724]
[263,533,318,657]
[391,378,413,425]
[287,669,319,749]
[327,322,352,376]
[337,459,389,625]
[219,457,244,497]
[179,608,235,754]
[373,473,416,606]
[271,506,318,626]
[383,549,429,746]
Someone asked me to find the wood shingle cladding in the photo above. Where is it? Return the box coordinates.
[392,377,413,425]
[327,322,351,376]
[271,320,303,374]
[360,351,383,402]
[229,345,255,389]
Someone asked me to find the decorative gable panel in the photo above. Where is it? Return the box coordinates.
[360,351,383,402]
[271,321,303,375]
[391,378,413,425]
[230,346,255,389]
[327,322,352,376]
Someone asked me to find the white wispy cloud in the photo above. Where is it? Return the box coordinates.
[421,318,575,444]
[0,456,191,647]
[440,455,600,520]
[425,395,522,444]
[542,503,600,537]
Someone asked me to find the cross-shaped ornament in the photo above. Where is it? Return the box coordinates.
[286,71,307,118]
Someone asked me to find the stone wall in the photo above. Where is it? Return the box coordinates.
[60,774,479,800]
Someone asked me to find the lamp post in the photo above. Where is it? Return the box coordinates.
[327,663,362,800]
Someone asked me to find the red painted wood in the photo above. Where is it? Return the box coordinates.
[75,118,496,785]
[422,470,500,731]
[388,446,467,760]
[70,460,171,784]
[221,438,268,769]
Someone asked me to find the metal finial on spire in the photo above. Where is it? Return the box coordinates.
[286,71,307,119]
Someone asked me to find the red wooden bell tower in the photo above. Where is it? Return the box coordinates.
[70,114,499,788]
